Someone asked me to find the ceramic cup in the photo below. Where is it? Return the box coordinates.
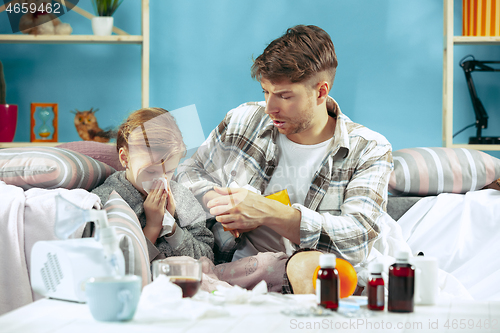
[85,275,142,322]
[411,256,439,305]
[152,257,202,298]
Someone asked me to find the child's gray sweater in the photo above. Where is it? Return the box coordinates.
[91,171,214,262]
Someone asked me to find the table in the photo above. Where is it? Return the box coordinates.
[1,295,499,333]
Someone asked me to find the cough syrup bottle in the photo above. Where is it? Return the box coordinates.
[388,250,415,312]
[367,263,385,311]
[316,254,339,310]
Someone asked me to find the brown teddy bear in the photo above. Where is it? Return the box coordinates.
[18,0,72,35]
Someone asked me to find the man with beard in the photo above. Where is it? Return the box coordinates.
[176,25,393,293]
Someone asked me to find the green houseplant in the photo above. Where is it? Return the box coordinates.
[92,0,123,17]
[91,0,123,36]
[0,60,18,142]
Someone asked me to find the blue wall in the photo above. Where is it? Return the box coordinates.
[1,0,499,157]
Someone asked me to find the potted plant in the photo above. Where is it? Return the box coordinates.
[0,60,18,142]
[91,0,123,36]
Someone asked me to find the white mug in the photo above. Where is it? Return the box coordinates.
[85,275,142,322]
[411,256,439,305]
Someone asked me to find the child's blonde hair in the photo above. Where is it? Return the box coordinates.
[116,107,186,166]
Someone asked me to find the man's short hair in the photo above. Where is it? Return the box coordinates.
[251,25,338,86]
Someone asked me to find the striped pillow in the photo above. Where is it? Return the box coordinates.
[0,147,115,190]
[104,191,151,287]
[389,147,500,196]
[56,141,125,171]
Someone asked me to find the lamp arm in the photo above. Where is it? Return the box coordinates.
[461,60,489,138]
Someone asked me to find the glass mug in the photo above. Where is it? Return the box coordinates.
[152,257,202,298]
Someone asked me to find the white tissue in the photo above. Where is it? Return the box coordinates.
[228,181,261,195]
[142,178,169,194]
[159,211,175,237]
[213,280,268,304]
[134,275,229,322]
[142,178,175,236]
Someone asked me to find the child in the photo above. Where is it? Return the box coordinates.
[91,107,214,262]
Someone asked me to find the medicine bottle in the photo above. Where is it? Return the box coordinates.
[367,263,385,310]
[316,253,339,310]
[388,250,415,312]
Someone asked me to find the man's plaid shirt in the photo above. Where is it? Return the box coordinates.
[176,99,393,265]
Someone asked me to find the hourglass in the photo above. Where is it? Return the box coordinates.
[31,103,58,142]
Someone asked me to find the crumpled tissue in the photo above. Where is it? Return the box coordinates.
[211,280,270,304]
[142,178,176,235]
[133,275,229,322]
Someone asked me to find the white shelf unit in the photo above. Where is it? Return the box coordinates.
[443,0,500,150]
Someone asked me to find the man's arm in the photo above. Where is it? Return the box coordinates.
[207,142,393,265]
[296,144,393,264]
[206,186,302,244]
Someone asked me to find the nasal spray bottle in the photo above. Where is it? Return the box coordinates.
[86,210,125,276]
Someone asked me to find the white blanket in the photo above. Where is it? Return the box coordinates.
[0,181,100,315]
[398,189,500,301]
[355,205,472,301]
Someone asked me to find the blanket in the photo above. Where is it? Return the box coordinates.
[354,210,472,301]
[0,181,100,315]
[398,189,500,301]
[199,252,288,293]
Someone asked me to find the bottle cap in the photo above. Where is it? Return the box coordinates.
[395,250,410,262]
[369,262,384,274]
[319,254,336,268]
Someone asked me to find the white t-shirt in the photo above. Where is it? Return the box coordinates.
[232,133,333,261]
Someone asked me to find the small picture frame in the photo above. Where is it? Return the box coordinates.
[30,103,58,142]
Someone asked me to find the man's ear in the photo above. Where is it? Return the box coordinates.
[118,147,129,168]
[316,81,330,104]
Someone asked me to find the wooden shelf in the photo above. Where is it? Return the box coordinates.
[448,144,500,150]
[454,36,500,45]
[0,142,62,148]
[0,142,116,148]
[0,34,143,44]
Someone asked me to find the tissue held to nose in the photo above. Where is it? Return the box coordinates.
[142,177,169,194]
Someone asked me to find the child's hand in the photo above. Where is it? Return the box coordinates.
[143,180,167,243]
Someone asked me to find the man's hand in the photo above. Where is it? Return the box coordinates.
[143,179,167,243]
[207,186,302,244]
[202,189,223,211]
[203,187,251,237]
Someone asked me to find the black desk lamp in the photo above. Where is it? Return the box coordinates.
[459,55,500,144]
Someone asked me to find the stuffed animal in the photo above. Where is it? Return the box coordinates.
[18,0,72,35]
[71,108,115,143]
